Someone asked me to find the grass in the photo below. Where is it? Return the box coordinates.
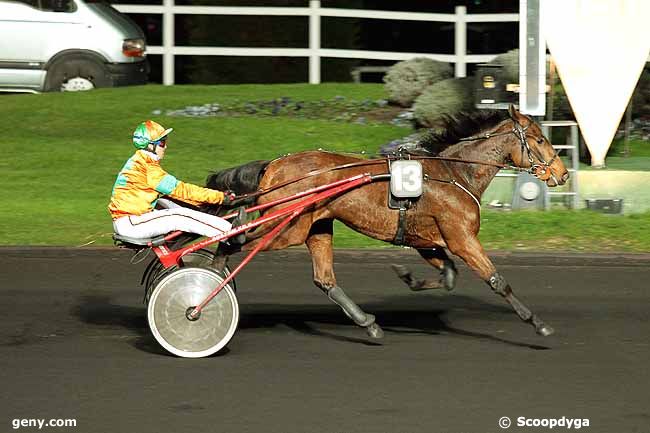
[0,84,403,246]
[550,124,650,171]
[479,210,650,252]
[577,138,650,171]
[609,137,650,157]
[1,83,649,252]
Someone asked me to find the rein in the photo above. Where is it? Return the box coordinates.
[235,158,388,199]
[235,118,558,200]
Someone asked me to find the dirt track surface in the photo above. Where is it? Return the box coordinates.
[1,247,649,433]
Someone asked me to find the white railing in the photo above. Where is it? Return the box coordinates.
[114,1,518,85]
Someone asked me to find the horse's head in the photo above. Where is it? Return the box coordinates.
[505,105,569,187]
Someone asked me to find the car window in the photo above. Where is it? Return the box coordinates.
[6,0,76,12]
[6,0,39,7]
[40,0,76,12]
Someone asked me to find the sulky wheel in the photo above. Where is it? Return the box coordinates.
[147,267,239,358]
[178,250,236,290]
[143,249,236,305]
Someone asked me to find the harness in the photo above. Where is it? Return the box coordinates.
[234,118,559,246]
[386,156,415,245]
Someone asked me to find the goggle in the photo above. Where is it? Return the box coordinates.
[150,138,167,148]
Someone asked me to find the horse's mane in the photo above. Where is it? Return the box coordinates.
[206,159,270,194]
[417,110,508,155]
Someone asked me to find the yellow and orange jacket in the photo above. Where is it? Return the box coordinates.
[108,150,225,219]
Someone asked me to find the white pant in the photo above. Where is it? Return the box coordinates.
[113,207,232,239]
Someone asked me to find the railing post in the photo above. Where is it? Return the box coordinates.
[454,5,467,78]
[571,124,580,209]
[542,124,551,210]
[163,0,175,85]
[309,0,321,84]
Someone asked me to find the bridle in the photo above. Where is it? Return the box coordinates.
[458,118,560,184]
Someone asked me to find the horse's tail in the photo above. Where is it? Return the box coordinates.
[205,160,270,208]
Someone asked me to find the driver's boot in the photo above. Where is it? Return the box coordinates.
[229,206,248,245]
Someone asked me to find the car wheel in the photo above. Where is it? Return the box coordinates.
[44,56,111,92]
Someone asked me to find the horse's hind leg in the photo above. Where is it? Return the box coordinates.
[305,220,384,339]
[446,234,554,336]
[392,248,457,292]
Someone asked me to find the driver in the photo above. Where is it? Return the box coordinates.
[108,120,245,243]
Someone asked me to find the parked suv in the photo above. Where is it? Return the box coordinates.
[0,0,148,92]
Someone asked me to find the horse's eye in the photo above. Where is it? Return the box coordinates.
[536,137,544,144]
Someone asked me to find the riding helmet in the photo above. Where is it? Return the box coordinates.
[133,120,173,149]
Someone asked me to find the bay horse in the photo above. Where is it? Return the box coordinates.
[205,105,569,340]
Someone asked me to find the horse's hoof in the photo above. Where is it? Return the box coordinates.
[366,323,384,339]
[443,272,455,292]
[537,324,555,337]
[442,263,457,291]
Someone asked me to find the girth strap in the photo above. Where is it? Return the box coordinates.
[393,207,408,246]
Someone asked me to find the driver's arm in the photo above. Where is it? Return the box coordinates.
[147,164,225,206]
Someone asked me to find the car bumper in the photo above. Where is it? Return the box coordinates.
[107,59,149,87]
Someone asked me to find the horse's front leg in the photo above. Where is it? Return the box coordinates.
[306,220,384,339]
[446,235,554,336]
[392,248,457,291]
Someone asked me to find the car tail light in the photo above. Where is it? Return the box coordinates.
[123,38,145,57]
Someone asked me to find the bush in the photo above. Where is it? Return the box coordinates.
[489,49,519,84]
[549,83,574,120]
[489,48,579,120]
[413,77,474,128]
[632,68,650,118]
[383,58,453,107]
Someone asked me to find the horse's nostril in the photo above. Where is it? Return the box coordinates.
[562,172,570,183]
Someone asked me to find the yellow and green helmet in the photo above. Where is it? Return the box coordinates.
[133,120,173,149]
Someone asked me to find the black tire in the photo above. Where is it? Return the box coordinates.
[44,55,112,92]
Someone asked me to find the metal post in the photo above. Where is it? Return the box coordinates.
[571,124,579,209]
[454,5,466,78]
[547,58,555,137]
[309,0,321,84]
[519,0,545,116]
[162,0,175,85]
[541,124,550,210]
[541,121,580,210]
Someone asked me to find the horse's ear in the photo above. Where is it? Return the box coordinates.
[507,104,518,119]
